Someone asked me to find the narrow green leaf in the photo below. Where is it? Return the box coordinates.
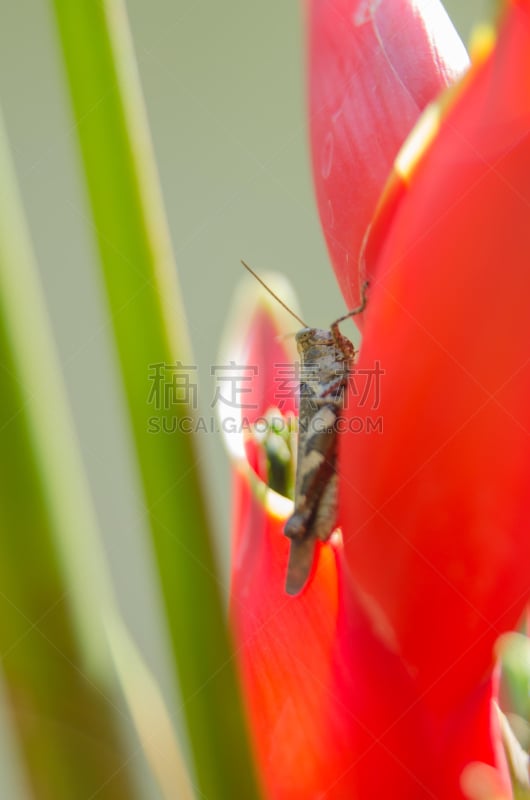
[0,108,136,799]
[105,610,197,800]
[50,1,262,797]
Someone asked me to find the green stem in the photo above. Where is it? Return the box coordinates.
[0,109,136,799]
[51,1,262,797]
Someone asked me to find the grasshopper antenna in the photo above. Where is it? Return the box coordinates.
[241,260,308,328]
[332,280,369,326]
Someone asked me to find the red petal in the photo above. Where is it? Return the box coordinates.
[308,0,468,311]
[232,475,507,798]
[340,0,530,713]
[230,477,345,799]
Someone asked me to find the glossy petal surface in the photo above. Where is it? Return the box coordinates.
[340,0,530,711]
[225,277,507,798]
[308,0,469,311]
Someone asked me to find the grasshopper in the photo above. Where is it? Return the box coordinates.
[241,261,368,595]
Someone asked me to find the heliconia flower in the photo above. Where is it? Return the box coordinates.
[222,276,447,799]
[339,0,530,715]
[222,1,530,798]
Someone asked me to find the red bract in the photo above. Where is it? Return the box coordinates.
[226,283,505,799]
[227,282,448,799]
[340,0,530,708]
[308,0,469,311]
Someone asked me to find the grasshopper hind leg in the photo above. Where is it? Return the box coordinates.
[285,475,338,596]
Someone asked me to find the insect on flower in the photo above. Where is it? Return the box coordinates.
[241,261,368,595]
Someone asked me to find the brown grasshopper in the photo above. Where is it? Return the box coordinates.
[241,261,368,595]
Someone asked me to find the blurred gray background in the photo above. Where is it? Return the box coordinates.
[0,0,493,796]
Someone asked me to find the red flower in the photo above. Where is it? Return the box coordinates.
[224,280,439,799]
[224,1,530,797]
[340,0,530,705]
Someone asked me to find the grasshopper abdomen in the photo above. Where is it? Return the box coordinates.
[284,326,355,595]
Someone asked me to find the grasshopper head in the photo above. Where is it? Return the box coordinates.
[295,327,334,348]
[295,327,353,368]
[295,328,337,364]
